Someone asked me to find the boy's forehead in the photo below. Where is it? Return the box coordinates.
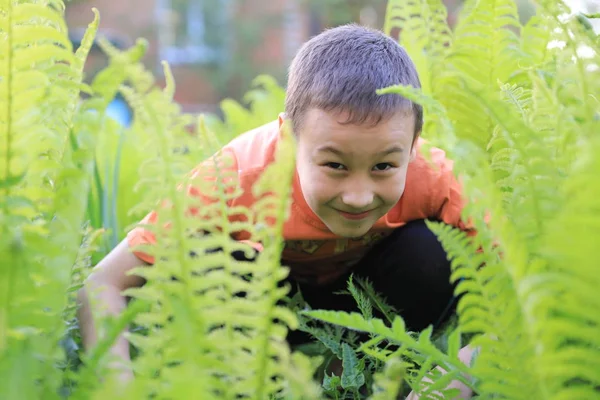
[301,107,414,127]
[299,108,414,135]
[296,108,415,152]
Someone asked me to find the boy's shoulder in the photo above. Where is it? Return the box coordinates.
[408,139,456,195]
[410,139,454,177]
[396,139,464,225]
[222,119,282,176]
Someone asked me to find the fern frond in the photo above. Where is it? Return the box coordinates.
[113,59,320,399]
[377,84,457,151]
[462,80,564,248]
[378,80,562,399]
[304,310,474,398]
[533,0,600,136]
[533,135,600,399]
[436,0,524,150]
[98,37,153,96]
[520,14,554,69]
[383,0,452,96]
[0,2,99,398]
[0,1,75,198]
[370,358,408,400]
[499,82,532,120]
[118,69,237,399]
[205,74,286,146]
[352,276,397,325]
[371,2,599,400]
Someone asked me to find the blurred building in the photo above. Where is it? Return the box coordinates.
[66,0,316,114]
[65,0,465,114]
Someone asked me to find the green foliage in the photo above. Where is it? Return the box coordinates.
[80,61,285,267]
[0,1,99,398]
[1,2,313,399]
[302,0,600,398]
[2,0,599,399]
[83,38,152,262]
[86,68,285,264]
[76,53,321,398]
[204,74,286,145]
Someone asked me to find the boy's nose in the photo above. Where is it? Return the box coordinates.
[340,190,374,210]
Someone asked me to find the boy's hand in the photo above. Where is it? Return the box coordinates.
[405,345,475,400]
[113,365,135,385]
[77,239,148,377]
[405,379,473,400]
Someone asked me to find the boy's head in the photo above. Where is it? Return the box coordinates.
[282,24,423,238]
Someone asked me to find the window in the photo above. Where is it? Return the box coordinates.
[156,0,230,65]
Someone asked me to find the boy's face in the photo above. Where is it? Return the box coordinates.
[286,108,418,238]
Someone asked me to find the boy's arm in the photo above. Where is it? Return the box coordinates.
[77,238,148,376]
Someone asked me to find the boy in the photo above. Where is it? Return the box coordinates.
[78,24,474,398]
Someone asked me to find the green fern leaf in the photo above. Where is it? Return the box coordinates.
[370,358,408,400]
[113,60,320,399]
[384,0,452,97]
[520,14,553,69]
[340,342,366,391]
[534,0,600,135]
[533,135,600,399]
[0,1,99,399]
[436,0,524,150]
[462,80,563,246]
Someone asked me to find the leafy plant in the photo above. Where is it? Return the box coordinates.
[0,2,100,398]
[304,0,600,398]
[1,0,599,399]
[86,65,285,264]
[204,74,286,146]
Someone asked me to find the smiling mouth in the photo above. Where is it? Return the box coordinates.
[337,209,373,220]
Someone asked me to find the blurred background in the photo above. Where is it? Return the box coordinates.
[64,0,599,261]
[64,0,598,119]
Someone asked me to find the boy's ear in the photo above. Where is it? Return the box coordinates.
[278,112,293,137]
[278,112,287,129]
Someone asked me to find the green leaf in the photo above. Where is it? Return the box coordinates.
[447,328,462,358]
[340,342,365,390]
[323,373,342,391]
[0,172,26,189]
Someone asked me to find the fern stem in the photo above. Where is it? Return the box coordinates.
[2,1,12,198]
[0,0,14,354]
[139,74,204,385]
[213,159,237,400]
[253,133,295,400]
[147,105,193,298]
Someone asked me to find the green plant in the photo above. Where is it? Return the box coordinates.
[203,74,286,145]
[87,53,285,263]
[1,0,599,399]
[0,2,100,398]
[305,0,600,398]
[0,2,316,398]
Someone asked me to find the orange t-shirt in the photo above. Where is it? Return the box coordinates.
[127,119,471,285]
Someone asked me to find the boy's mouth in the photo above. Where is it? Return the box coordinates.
[337,209,373,220]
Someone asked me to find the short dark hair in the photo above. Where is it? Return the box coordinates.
[285,24,423,137]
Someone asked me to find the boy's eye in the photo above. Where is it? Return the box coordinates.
[325,162,346,170]
[373,163,394,171]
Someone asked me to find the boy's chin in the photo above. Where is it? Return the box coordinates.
[326,221,374,239]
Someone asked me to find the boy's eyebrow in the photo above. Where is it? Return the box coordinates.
[317,145,404,156]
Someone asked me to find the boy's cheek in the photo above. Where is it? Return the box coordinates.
[307,180,336,203]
